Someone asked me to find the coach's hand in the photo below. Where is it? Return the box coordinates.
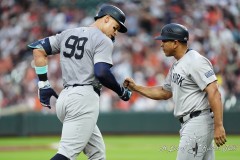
[119,87,132,101]
[214,125,227,147]
[123,77,136,91]
[38,80,58,109]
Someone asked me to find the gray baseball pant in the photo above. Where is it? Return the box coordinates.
[55,85,106,160]
[176,111,215,160]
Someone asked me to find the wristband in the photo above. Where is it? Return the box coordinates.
[35,65,48,74]
[38,80,50,88]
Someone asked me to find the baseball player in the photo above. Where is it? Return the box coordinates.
[28,4,131,160]
[124,23,227,160]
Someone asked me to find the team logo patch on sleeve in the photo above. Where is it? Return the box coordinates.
[204,70,214,78]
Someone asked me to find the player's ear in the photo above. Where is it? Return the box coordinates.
[174,40,178,44]
[105,15,111,23]
[173,40,179,49]
[104,15,110,23]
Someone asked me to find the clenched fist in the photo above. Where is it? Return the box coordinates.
[123,77,136,91]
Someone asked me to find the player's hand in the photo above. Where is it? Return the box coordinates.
[123,77,136,91]
[214,125,227,147]
[119,87,132,101]
[38,80,58,109]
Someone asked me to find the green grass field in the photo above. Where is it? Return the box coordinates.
[0,135,239,160]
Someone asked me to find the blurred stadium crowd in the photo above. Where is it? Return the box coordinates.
[0,0,239,113]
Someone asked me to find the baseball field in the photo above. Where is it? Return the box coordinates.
[0,135,239,160]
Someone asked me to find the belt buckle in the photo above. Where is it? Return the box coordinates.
[179,114,190,123]
[182,114,191,123]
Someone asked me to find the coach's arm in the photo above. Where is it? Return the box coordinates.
[123,77,172,100]
[205,81,227,147]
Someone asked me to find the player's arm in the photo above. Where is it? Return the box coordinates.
[124,77,172,100]
[204,81,226,147]
[28,38,58,109]
[94,62,131,101]
[32,49,48,78]
[28,38,53,81]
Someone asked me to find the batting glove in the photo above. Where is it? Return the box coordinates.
[38,80,58,109]
[119,87,132,101]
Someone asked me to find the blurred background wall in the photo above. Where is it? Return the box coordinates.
[0,0,239,135]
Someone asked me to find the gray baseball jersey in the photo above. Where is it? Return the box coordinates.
[163,49,217,118]
[48,27,113,87]
[163,49,216,159]
[46,27,114,159]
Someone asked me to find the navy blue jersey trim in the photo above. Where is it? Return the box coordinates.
[28,38,52,55]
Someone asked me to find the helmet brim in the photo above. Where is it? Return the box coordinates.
[154,36,175,41]
[118,22,127,33]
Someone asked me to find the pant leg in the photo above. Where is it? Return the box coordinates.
[203,141,215,160]
[176,112,214,160]
[83,125,106,160]
[55,86,99,160]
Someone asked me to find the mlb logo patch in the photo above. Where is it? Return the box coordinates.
[205,70,214,78]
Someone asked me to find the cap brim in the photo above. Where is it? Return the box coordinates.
[118,22,127,33]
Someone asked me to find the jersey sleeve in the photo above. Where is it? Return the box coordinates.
[189,56,217,90]
[27,32,62,55]
[163,66,173,92]
[48,32,62,55]
[27,37,52,54]
[93,37,113,65]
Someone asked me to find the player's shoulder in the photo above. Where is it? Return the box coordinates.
[186,49,201,58]
[89,27,113,44]
[59,27,84,35]
[57,27,113,47]
[186,50,208,61]
[186,49,212,66]
[53,28,79,39]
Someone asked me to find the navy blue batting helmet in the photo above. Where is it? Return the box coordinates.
[155,23,189,42]
[94,5,127,33]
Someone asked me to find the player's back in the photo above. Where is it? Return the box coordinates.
[51,27,113,87]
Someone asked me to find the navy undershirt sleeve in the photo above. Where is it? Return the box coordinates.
[94,62,122,96]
